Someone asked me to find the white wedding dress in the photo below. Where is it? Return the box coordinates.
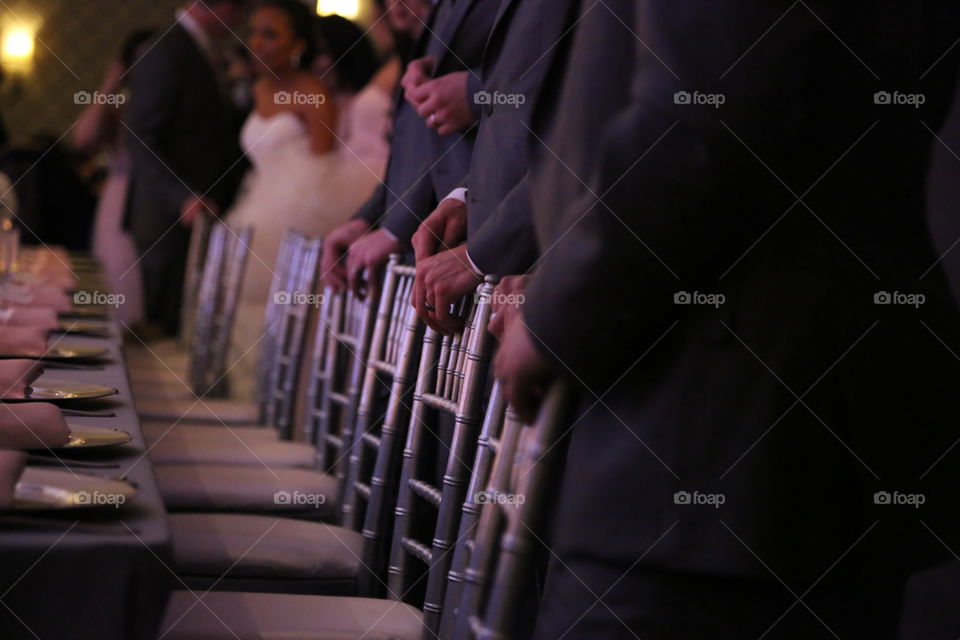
[226,85,390,399]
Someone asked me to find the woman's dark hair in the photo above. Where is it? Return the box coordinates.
[120,29,156,68]
[256,0,318,69]
[313,15,378,92]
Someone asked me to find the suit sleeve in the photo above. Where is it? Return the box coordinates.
[380,168,446,244]
[124,40,193,219]
[523,0,823,382]
[352,183,385,226]
[466,171,537,276]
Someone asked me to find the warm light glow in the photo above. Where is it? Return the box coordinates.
[2,28,34,64]
[317,0,360,19]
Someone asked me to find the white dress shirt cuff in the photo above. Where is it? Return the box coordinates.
[444,187,469,204]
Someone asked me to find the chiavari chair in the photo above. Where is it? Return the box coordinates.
[159,281,526,640]
[385,275,497,637]
[454,381,573,640]
[166,259,425,594]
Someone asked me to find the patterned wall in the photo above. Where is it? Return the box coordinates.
[1,0,186,146]
[0,0,379,146]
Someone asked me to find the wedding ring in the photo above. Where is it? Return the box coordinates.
[428,113,437,127]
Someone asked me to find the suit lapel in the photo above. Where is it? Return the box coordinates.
[429,0,482,70]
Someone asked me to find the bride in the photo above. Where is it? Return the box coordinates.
[227,0,387,399]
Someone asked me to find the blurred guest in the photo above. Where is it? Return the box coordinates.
[225,44,256,112]
[320,0,492,296]
[410,0,581,333]
[494,1,960,638]
[73,29,154,327]
[123,0,249,337]
[225,1,386,399]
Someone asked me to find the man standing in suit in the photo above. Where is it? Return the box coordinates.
[124,0,248,336]
[319,0,498,296]
[496,0,960,637]
[409,0,581,333]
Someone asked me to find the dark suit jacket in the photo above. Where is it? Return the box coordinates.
[464,0,581,276]
[354,0,498,242]
[525,0,960,584]
[123,23,245,252]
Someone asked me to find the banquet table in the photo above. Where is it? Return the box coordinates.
[0,324,173,640]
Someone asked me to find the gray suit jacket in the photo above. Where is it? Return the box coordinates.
[354,0,499,242]
[464,0,581,276]
[525,0,960,582]
[123,23,246,251]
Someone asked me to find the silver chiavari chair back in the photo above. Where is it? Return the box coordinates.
[204,225,253,397]
[344,256,422,594]
[453,382,573,640]
[385,277,498,639]
[187,222,253,397]
[438,381,509,640]
[255,230,302,415]
[303,285,375,478]
[179,211,215,348]
[261,236,322,438]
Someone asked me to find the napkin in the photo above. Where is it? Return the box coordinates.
[0,326,49,357]
[0,283,73,311]
[0,450,26,508]
[0,360,44,399]
[0,403,71,449]
[0,306,60,331]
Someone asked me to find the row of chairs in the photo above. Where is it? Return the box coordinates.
[125,224,571,639]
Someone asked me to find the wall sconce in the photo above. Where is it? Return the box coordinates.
[317,0,361,20]
[1,27,35,73]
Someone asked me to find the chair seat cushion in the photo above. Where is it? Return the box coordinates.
[171,513,362,580]
[161,591,422,640]
[156,464,338,518]
[136,398,260,424]
[142,423,278,444]
[150,432,316,467]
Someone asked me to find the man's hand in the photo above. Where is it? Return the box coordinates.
[346,229,403,299]
[494,313,555,423]
[180,195,219,227]
[412,244,482,334]
[320,218,371,290]
[488,275,529,339]
[409,71,475,135]
[0,360,45,399]
[401,56,436,108]
[411,198,468,263]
